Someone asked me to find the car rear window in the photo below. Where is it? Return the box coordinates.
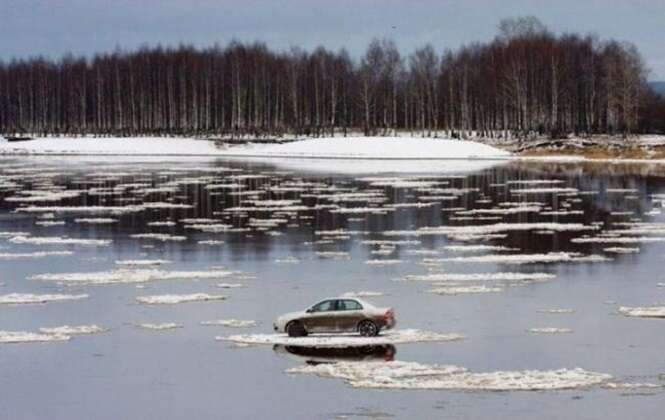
[340,299,363,310]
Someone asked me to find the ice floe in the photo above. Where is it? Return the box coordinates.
[428,285,503,295]
[403,272,555,282]
[130,233,187,242]
[74,218,118,224]
[200,319,257,328]
[619,306,665,318]
[114,259,172,267]
[538,309,575,314]
[136,293,227,305]
[0,293,88,304]
[31,268,233,285]
[137,323,183,330]
[341,291,385,298]
[0,251,74,259]
[384,222,598,237]
[431,252,609,265]
[9,235,111,246]
[38,325,107,335]
[286,361,612,391]
[527,327,573,334]
[216,283,245,289]
[602,247,640,254]
[0,330,71,344]
[218,329,464,347]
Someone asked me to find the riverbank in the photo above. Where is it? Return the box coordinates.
[0,136,510,160]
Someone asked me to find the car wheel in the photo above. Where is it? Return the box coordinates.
[358,320,379,337]
[286,321,307,337]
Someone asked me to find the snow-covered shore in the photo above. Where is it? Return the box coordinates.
[0,136,511,160]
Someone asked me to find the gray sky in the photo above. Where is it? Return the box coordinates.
[2,0,664,79]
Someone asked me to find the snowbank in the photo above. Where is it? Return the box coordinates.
[0,136,511,160]
[0,137,222,156]
[244,137,511,160]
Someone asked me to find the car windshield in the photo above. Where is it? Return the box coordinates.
[310,300,335,312]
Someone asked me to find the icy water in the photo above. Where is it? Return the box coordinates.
[1,156,665,419]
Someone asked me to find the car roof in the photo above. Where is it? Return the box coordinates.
[315,297,375,307]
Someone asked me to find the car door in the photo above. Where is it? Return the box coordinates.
[302,299,337,333]
[335,299,365,332]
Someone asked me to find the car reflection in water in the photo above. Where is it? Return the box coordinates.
[273,344,396,365]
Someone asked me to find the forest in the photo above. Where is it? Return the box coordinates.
[1,17,664,139]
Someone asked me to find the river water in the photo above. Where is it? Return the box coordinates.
[1,156,664,419]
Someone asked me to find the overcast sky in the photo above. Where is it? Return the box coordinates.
[2,0,664,79]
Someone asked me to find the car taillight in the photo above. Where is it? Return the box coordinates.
[383,309,394,320]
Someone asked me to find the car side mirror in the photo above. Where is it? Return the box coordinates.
[306,308,313,313]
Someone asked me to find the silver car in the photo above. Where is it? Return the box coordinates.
[273,297,396,337]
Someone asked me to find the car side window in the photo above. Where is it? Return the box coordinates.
[311,300,335,312]
[341,299,362,310]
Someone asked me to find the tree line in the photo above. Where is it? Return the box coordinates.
[1,17,664,139]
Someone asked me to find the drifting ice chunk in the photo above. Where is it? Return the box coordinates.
[38,325,107,335]
[538,309,575,314]
[286,361,612,391]
[0,330,71,344]
[0,251,73,259]
[404,272,555,282]
[136,293,226,305]
[341,291,385,297]
[31,268,233,285]
[200,319,257,328]
[619,306,665,318]
[527,327,573,334]
[0,293,88,304]
[432,252,609,265]
[218,329,464,347]
[115,259,172,267]
[428,285,502,295]
[137,323,183,330]
[9,235,111,246]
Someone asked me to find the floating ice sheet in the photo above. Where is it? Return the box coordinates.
[200,319,257,328]
[0,293,88,304]
[404,272,555,282]
[31,268,233,285]
[114,259,172,267]
[341,291,385,297]
[136,293,227,305]
[428,285,503,295]
[137,323,183,330]
[619,306,665,318]
[0,251,73,259]
[0,330,71,344]
[384,222,598,237]
[431,252,609,265]
[9,235,111,246]
[218,329,464,347]
[38,325,107,335]
[527,327,573,334]
[286,361,612,391]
